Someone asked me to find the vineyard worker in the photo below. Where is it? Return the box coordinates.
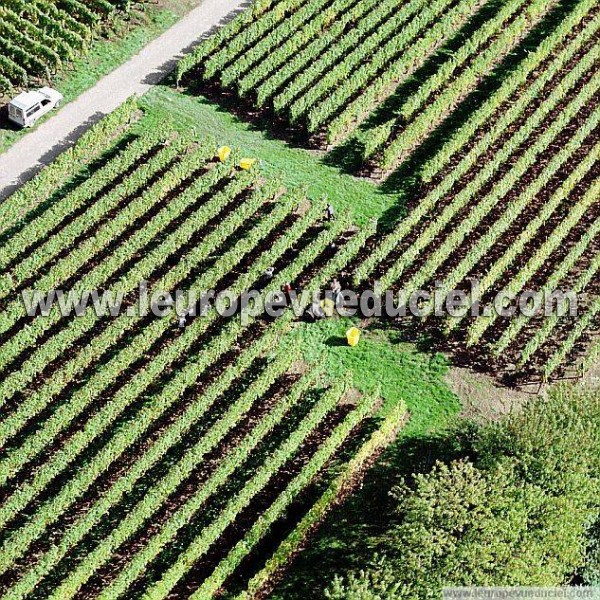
[330,278,342,304]
[177,308,190,329]
[314,301,326,319]
[263,266,275,282]
[282,282,293,301]
[306,301,326,322]
[325,203,335,221]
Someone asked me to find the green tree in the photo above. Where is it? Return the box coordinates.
[325,555,400,600]
[326,385,600,598]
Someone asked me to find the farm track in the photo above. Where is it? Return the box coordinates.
[0,0,248,199]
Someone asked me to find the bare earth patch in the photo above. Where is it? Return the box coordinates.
[446,365,543,422]
[581,354,600,390]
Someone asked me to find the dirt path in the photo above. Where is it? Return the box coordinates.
[0,0,247,201]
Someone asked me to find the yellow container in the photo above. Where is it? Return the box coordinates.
[240,158,257,170]
[217,146,231,162]
[346,327,361,347]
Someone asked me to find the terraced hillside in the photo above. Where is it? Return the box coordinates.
[0,0,142,91]
[177,0,594,171]
[0,101,406,598]
[177,0,600,384]
[349,3,600,383]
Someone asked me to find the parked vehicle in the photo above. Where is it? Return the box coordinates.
[7,87,63,128]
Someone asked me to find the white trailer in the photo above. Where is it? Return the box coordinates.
[8,87,63,128]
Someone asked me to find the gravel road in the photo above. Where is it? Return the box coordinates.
[0,0,246,200]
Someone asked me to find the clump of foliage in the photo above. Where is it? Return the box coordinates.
[326,384,600,598]
[581,519,600,586]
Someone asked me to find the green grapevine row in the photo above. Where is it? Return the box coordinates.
[0,168,256,435]
[0,200,347,559]
[57,356,319,600]
[0,124,171,266]
[517,246,600,369]
[6,322,302,599]
[0,175,278,469]
[542,293,600,380]
[235,402,406,599]
[144,377,351,599]
[238,0,366,99]
[252,0,382,106]
[379,0,560,171]
[490,179,600,353]
[270,0,402,114]
[353,44,598,287]
[0,0,141,89]
[467,159,600,346]
[419,0,599,181]
[194,389,380,599]
[425,116,600,308]
[0,136,216,365]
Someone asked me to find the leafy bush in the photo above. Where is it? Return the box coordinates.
[326,384,600,597]
[326,555,399,600]
[582,519,600,586]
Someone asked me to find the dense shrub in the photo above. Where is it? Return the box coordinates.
[326,384,600,598]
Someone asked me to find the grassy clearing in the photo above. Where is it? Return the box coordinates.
[139,87,400,226]
[283,318,459,427]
